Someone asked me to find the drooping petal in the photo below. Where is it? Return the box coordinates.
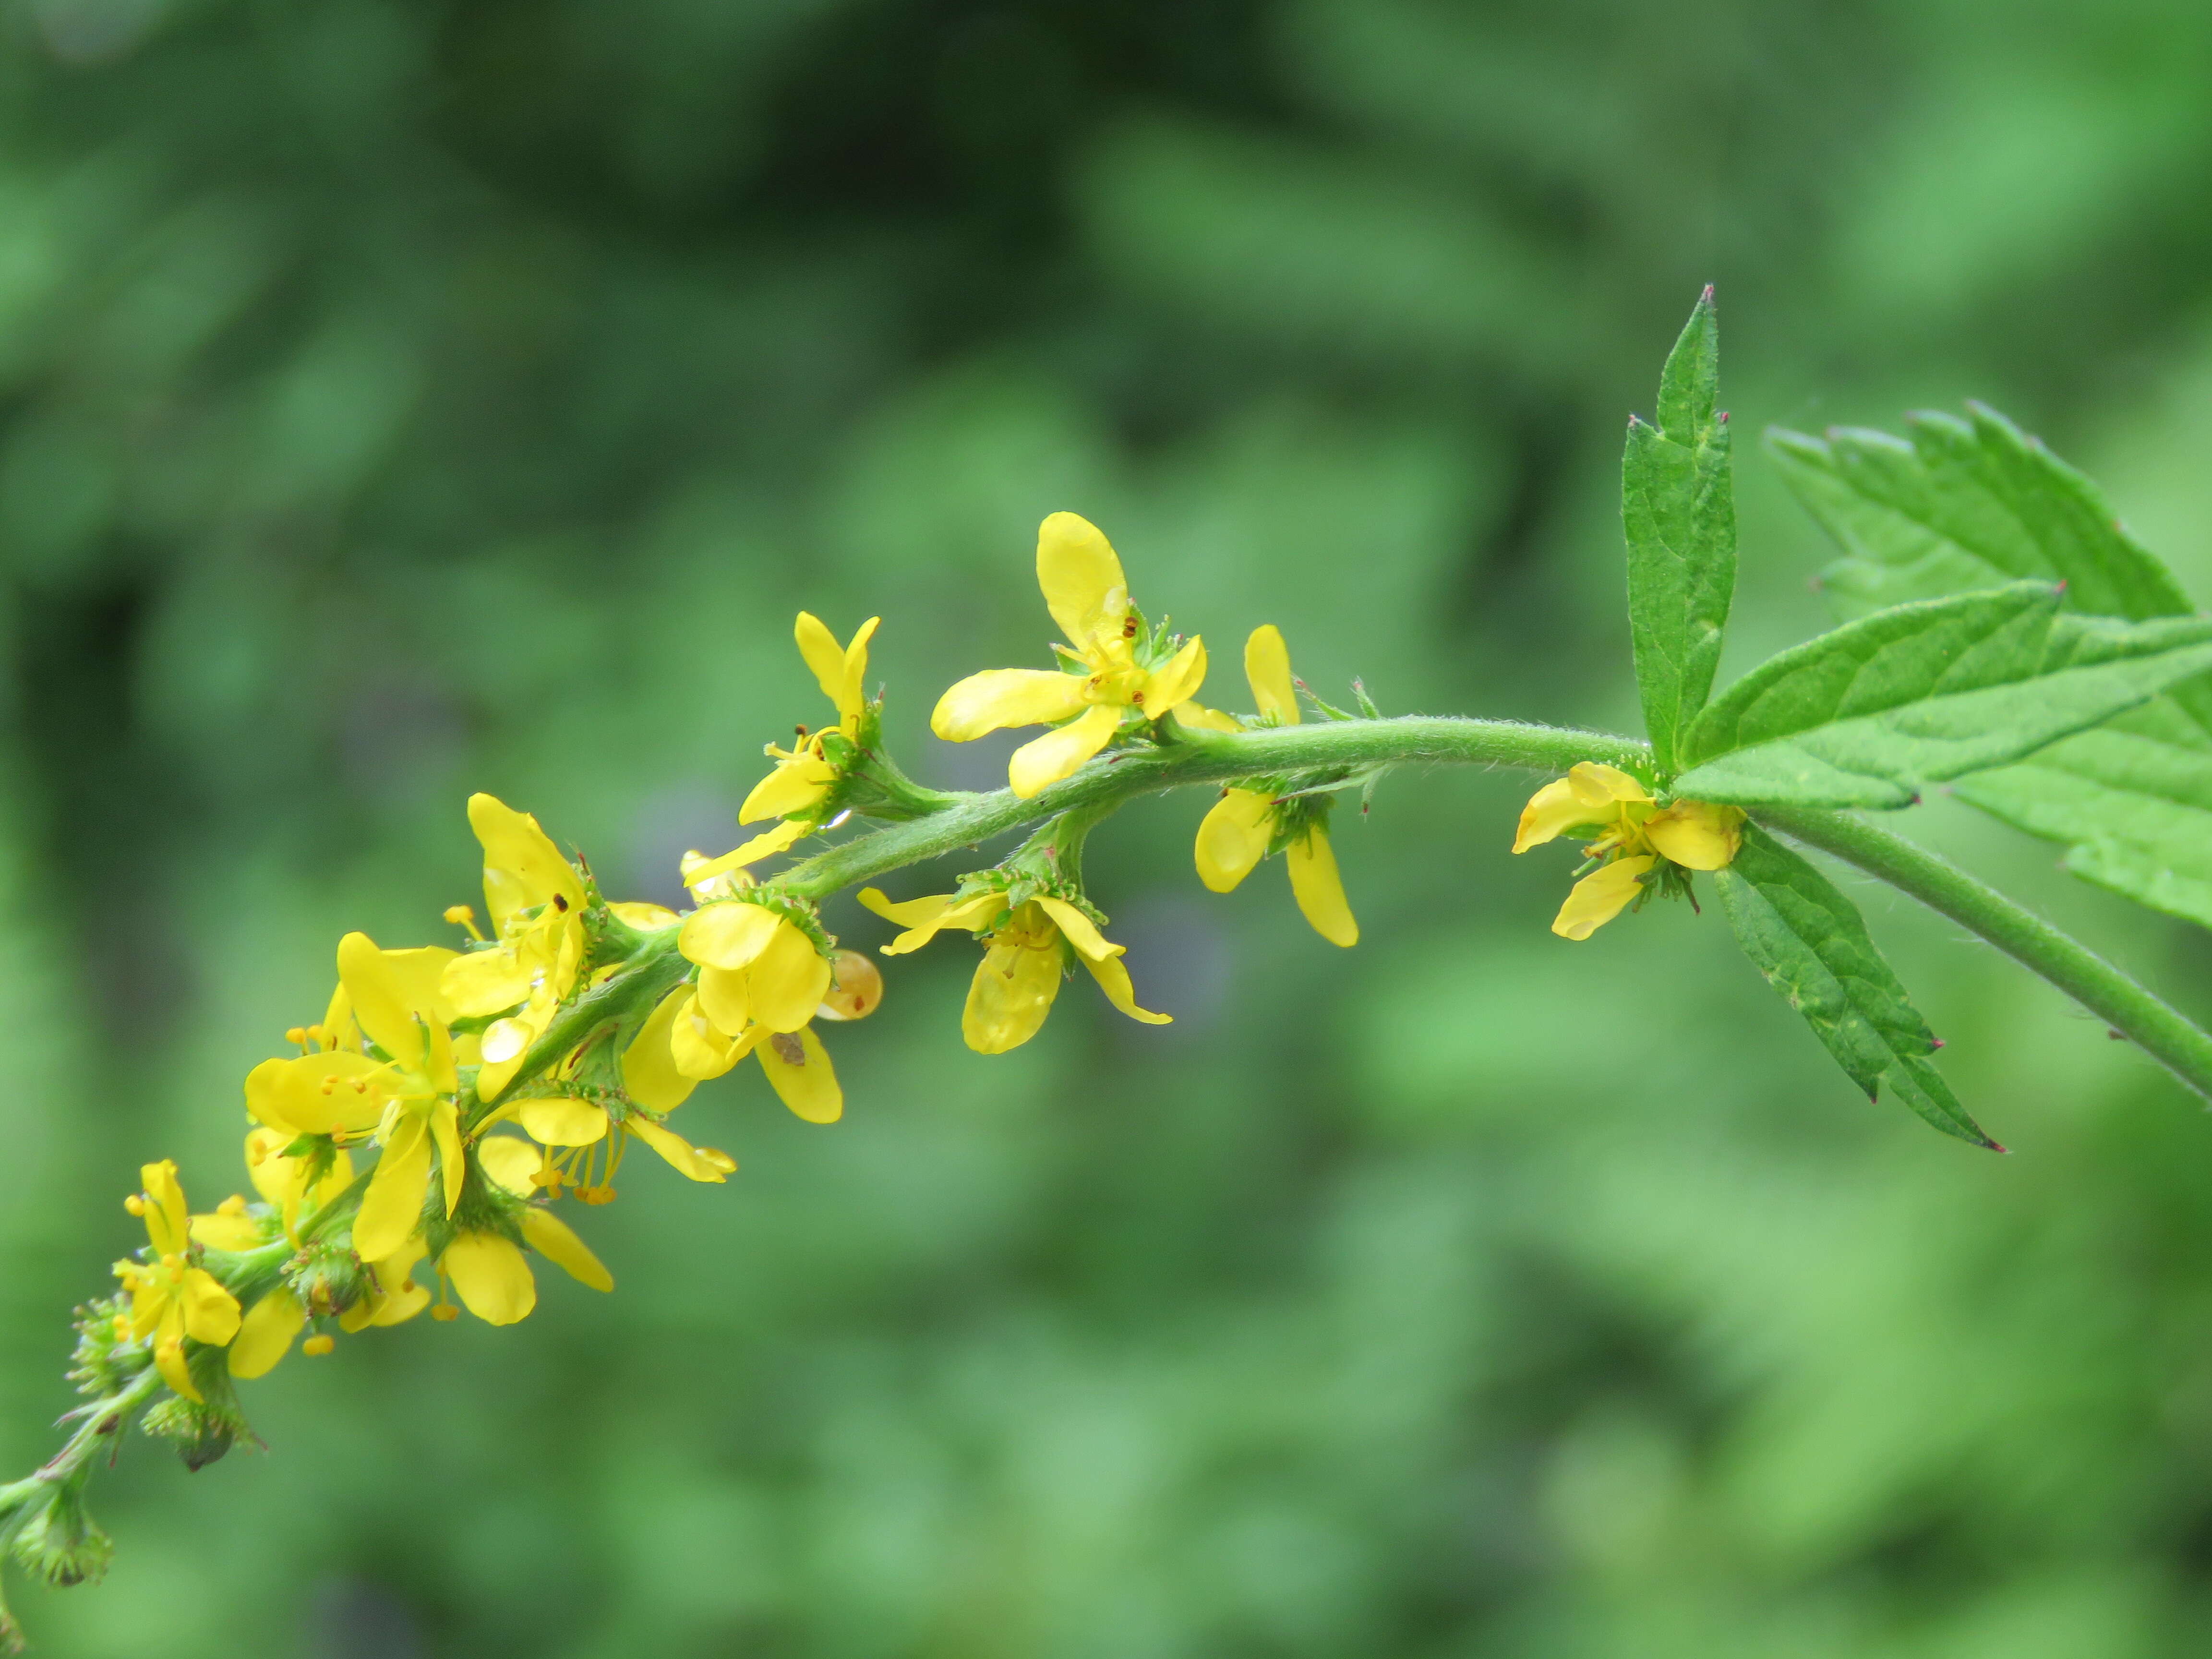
[442,1232,536,1326]
[521,1208,613,1293]
[1079,950,1173,1025]
[794,611,851,708]
[738,752,839,824]
[681,819,808,893]
[1174,702,1242,734]
[1036,511,1129,652]
[1138,635,1207,720]
[477,1135,542,1198]
[607,901,680,930]
[747,922,834,1033]
[679,901,783,971]
[1244,625,1298,724]
[1034,896,1119,963]
[1286,826,1358,947]
[1551,855,1656,941]
[962,935,1063,1054]
[932,668,1089,742]
[228,1288,305,1379]
[1194,789,1275,892]
[1008,703,1121,799]
[468,793,585,930]
[337,932,424,1073]
[695,964,753,1035]
[153,1307,199,1402]
[352,1112,432,1263]
[439,948,533,1018]
[756,1026,842,1123]
[1644,800,1745,871]
[859,888,1008,954]
[366,1237,432,1327]
[1513,778,1597,854]
[179,1267,241,1346]
[625,1112,733,1182]
[518,1096,609,1147]
[673,990,753,1078]
[622,986,697,1113]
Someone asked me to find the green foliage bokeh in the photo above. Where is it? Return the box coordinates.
[7,0,2212,1654]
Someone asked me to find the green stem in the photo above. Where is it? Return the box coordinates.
[1763,806,2212,1101]
[780,716,1649,899]
[0,1366,162,1519]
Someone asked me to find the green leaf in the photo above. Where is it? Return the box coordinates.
[1672,584,2212,809]
[1624,287,1734,772]
[1715,824,1996,1149]
[1765,403,2193,624]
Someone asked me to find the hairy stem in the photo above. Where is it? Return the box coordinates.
[1762,807,2212,1101]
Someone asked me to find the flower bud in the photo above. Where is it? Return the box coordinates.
[815,950,883,1022]
[10,1485,113,1587]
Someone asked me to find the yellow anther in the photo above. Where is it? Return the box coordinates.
[111,1315,130,1341]
[430,1304,459,1322]
[284,1026,308,1047]
[302,1334,335,1356]
[443,903,485,941]
[123,1195,146,1216]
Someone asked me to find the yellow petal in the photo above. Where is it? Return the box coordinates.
[747,921,833,1033]
[179,1267,241,1346]
[1567,762,1653,809]
[695,964,753,1034]
[1174,702,1242,734]
[440,947,533,1018]
[1286,826,1358,947]
[755,1026,842,1124]
[1551,856,1656,942]
[682,820,808,891]
[228,1288,305,1379]
[521,1207,613,1292]
[477,1134,542,1198]
[679,900,783,971]
[376,945,461,1026]
[1034,895,1118,962]
[1137,634,1207,719]
[352,1112,431,1263]
[1244,625,1298,724]
[1009,702,1121,798]
[794,611,851,708]
[142,1161,189,1257]
[931,668,1089,742]
[337,932,425,1073]
[467,793,585,930]
[432,1099,465,1219]
[1036,510,1129,652]
[1513,778,1593,854]
[244,1051,391,1137]
[189,1213,264,1252]
[1194,789,1274,893]
[673,990,753,1078]
[838,617,879,724]
[519,1096,609,1147]
[1079,950,1172,1025]
[442,1232,536,1326]
[625,1111,732,1181]
[859,888,1008,954]
[622,986,698,1113]
[738,752,839,825]
[367,1237,432,1326]
[608,901,679,930]
[1644,800,1745,871]
[962,935,1062,1054]
[154,1317,199,1402]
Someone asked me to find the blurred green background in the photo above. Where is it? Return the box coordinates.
[8,0,2212,1654]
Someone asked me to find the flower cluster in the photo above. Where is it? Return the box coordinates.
[2,507,1744,1625]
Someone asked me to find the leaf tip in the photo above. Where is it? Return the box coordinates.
[1929,1037,1944,1050]
[1698,282,1715,306]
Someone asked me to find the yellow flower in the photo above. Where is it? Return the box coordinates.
[1188,626,1357,947]
[337,931,467,1264]
[932,512,1207,798]
[113,1161,241,1401]
[740,613,881,824]
[1511,762,1744,939]
[859,886,1169,1054]
[440,794,588,1102]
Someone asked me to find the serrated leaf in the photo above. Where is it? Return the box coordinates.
[1715,824,1996,1149]
[1954,723,2212,928]
[1672,584,2212,809]
[1624,288,1734,772]
[1766,403,2192,624]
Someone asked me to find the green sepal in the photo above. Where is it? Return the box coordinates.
[1674,584,2212,808]
[1624,287,1735,771]
[1715,824,1996,1149]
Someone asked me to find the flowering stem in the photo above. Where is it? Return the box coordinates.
[0,1365,162,1520]
[1761,806,2212,1101]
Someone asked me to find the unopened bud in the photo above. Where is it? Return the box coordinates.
[10,1486,113,1588]
[815,950,884,1022]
